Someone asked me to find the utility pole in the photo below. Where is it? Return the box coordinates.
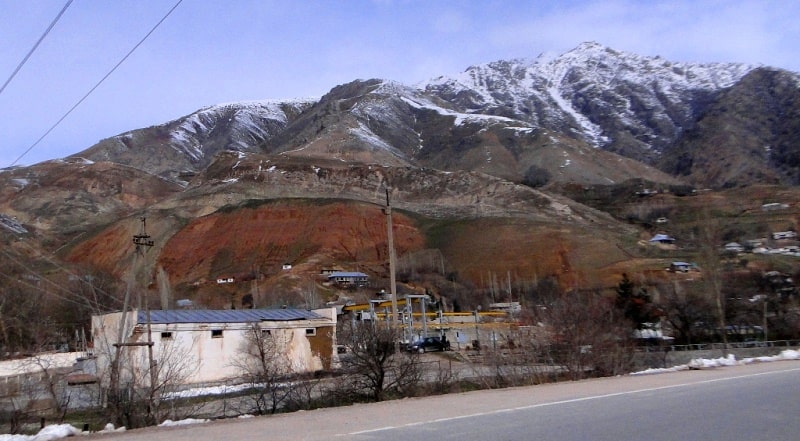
[384,189,398,323]
[109,217,155,423]
[133,218,158,422]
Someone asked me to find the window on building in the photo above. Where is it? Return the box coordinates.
[211,329,223,338]
[305,328,316,336]
[261,329,272,336]
[160,332,173,340]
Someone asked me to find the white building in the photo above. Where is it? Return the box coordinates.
[724,242,744,253]
[91,308,338,387]
[772,231,797,240]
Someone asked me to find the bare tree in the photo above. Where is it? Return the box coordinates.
[491,325,558,387]
[94,320,198,429]
[696,212,728,346]
[230,324,294,415]
[19,354,72,422]
[659,281,715,345]
[0,284,44,357]
[336,321,423,402]
[281,372,322,412]
[533,291,635,380]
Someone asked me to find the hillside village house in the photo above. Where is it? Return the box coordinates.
[649,234,676,244]
[326,271,369,287]
[319,266,345,276]
[91,308,338,387]
[772,231,797,240]
[724,242,745,253]
[669,261,694,273]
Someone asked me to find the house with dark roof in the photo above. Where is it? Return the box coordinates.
[91,307,338,386]
[326,271,369,287]
[649,234,676,244]
[669,261,694,273]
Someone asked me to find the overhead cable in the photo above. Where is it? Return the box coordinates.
[3,236,124,309]
[0,0,73,98]
[0,248,119,311]
[9,0,184,167]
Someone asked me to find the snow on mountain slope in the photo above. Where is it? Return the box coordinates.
[78,98,316,180]
[167,99,316,161]
[421,42,756,159]
[76,42,788,187]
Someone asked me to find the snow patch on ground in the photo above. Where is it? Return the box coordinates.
[158,418,210,427]
[5,350,797,440]
[631,349,799,376]
[399,96,525,128]
[0,424,79,441]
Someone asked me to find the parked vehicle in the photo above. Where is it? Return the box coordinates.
[408,336,451,353]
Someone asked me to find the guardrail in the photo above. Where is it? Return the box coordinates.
[638,340,800,352]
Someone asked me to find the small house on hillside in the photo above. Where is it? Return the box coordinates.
[724,242,744,253]
[636,189,658,197]
[772,231,797,240]
[649,234,676,244]
[327,271,369,287]
[762,203,789,211]
[91,308,338,387]
[320,266,345,276]
[669,261,694,273]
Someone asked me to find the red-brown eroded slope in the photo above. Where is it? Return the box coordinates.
[157,200,425,286]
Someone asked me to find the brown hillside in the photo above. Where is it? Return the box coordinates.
[157,200,424,287]
[427,218,637,292]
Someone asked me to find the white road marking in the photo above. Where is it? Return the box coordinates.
[342,366,800,436]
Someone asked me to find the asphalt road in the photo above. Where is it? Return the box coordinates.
[87,360,800,441]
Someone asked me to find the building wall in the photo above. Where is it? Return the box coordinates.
[91,308,337,387]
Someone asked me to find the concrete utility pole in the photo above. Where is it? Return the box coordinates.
[132,218,158,411]
[110,217,155,419]
[385,188,398,323]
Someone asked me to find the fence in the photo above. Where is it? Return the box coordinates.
[638,339,800,352]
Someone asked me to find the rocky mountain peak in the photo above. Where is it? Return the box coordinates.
[64,42,800,188]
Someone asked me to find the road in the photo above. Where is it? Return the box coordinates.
[86,360,800,441]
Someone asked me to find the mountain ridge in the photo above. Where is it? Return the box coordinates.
[3,42,800,314]
[68,41,800,189]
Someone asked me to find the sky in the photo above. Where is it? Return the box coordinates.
[1,0,799,168]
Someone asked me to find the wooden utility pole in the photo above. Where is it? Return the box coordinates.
[385,189,398,322]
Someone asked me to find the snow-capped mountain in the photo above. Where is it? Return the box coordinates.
[72,42,800,188]
[422,41,756,161]
[5,42,800,315]
[78,99,315,179]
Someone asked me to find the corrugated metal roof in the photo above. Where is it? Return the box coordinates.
[327,271,368,278]
[137,309,326,325]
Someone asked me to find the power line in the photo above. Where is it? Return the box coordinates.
[2,238,124,309]
[0,249,119,312]
[9,0,184,167]
[0,0,73,98]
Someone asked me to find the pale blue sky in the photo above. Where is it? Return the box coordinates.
[2,0,798,167]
